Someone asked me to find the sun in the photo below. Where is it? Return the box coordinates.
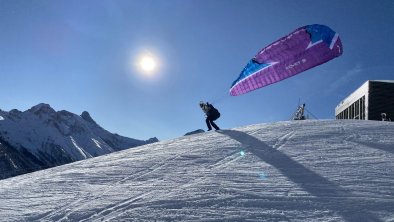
[139,55,157,73]
[132,50,162,79]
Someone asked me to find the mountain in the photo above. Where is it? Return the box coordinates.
[0,120,393,221]
[184,129,205,136]
[0,103,158,179]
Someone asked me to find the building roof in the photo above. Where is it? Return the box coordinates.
[335,80,394,112]
[369,80,394,83]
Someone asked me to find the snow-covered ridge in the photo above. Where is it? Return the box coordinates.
[0,120,393,221]
[0,103,158,179]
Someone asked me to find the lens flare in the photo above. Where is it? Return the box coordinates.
[259,172,267,180]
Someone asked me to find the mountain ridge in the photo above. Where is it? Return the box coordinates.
[0,103,158,179]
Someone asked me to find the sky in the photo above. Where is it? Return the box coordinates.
[1,0,393,141]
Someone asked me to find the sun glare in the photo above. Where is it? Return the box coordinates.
[139,56,157,73]
[132,50,162,80]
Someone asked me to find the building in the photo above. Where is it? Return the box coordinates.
[335,80,394,120]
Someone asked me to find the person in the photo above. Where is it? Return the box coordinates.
[293,104,306,120]
[381,113,391,121]
[199,101,221,131]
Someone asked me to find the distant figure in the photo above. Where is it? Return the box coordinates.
[381,113,391,121]
[199,101,221,131]
[293,104,306,120]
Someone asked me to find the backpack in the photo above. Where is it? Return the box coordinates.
[207,103,220,121]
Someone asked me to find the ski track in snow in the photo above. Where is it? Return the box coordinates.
[0,120,393,221]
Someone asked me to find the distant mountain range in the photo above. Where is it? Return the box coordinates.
[0,103,158,180]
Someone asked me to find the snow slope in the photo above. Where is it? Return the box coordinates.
[0,120,393,221]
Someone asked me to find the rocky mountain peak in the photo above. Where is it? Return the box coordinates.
[146,137,159,143]
[28,103,55,115]
[184,129,205,136]
[81,111,97,125]
[0,104,159,180]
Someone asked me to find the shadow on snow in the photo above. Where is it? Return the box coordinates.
[218,130,383,222]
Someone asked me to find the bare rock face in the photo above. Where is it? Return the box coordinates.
[184,129,205,136]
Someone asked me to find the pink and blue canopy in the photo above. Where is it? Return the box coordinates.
[230,24,343,96]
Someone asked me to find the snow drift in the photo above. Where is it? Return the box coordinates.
[0,120,393,221]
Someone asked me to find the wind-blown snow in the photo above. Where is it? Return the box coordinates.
[0,120,393,221]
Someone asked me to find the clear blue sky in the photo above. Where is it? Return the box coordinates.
[1,0,393,141]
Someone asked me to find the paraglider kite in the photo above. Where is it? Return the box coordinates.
[230,24,343,96]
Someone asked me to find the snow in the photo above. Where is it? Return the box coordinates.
[0,104,155,171]
[5,154,18,169]
[92,138,103,149]
[0,120,393,221]
[69,136,89,159]
[0,108,112,158]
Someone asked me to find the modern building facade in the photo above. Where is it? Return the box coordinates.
[335,80,394,120]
